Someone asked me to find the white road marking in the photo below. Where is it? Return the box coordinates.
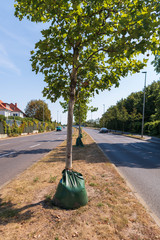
[29,144,41,148]
[131,144,141,149]
[0,143,10,146]
[0,152,16,158]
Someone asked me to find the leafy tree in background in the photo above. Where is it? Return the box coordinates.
[14,0,160,169]
[25,100,51,122]
[152,55,160,74]
[101,80,160,135]
[61,96,90,137]
[116,100,129,133]
[89,106,98,121]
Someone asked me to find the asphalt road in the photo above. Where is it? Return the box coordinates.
[84,128,160,220]
[0,130,67,188]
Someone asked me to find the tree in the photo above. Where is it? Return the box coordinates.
[152,54,160,74]
[15,0,160,169]
[89,106,98,121]
[25,100,51,122]
[117,100,129,133]
[129,108,142,132]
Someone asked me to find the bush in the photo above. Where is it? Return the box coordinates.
[0,115,6,121]
[11,121,19,134]
[144,120,160,136]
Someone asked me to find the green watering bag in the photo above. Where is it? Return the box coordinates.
[76,136,84,147]
[53,169,88,209]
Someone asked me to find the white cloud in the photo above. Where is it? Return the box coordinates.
[0,43,8,56]
[0,43,21,75]
[0,25,32,48]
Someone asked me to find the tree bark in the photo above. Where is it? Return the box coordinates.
[65,43,79,169]
[65,67,77,169]
[78,102,81,137]
[66,95,75,169]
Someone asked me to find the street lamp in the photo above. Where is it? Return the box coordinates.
[57,111,59,124]
[141,71,147,138]
[43,100,45,131]
[103,104,105,127]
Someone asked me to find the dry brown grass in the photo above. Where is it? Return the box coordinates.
[0,129,160,240]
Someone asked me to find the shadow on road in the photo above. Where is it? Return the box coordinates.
[0,149,52,158]
[98,141,160,169]
[37,140,63,143]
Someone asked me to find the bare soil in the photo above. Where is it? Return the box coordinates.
[0,129,160,240]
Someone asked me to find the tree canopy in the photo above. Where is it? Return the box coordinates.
[152,55,160,74]
[15,0,160,100]
[25,99,51,122]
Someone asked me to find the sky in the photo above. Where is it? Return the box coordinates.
[0,1,159,124]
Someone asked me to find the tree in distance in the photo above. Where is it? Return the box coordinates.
[152,54,160,74]
[25,99,51,122]
[14,0,160,170]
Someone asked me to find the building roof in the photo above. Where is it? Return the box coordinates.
[0,100,13,111]
[10,103,22,113]
[0,100,26,116]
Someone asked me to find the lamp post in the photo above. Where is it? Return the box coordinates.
[141,71,147,138]
[43,101,44,131]
[103,104,105,127]
[57,111,59,124]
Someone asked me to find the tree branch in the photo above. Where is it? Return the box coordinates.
[77,47,117,69]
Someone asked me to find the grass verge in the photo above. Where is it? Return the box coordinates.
[0,129,160,240]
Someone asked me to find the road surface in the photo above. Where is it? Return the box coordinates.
[84,128,160,220]
[0,130,67,188]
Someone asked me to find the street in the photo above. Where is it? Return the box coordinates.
[0,130,67,188]
[84,128,160,220]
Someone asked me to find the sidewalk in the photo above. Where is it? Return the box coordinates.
[143,135,160,144]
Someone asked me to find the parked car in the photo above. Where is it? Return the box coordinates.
[99,127,108,133]
[56,126,62,131]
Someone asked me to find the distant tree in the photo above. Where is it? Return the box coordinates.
[152,55,160,74]
[25,100,51,122]
[89,106,98,121]
[100,81,160,133]
[129,108,142,132]
[61,97,90,137]
[117,100,129,132]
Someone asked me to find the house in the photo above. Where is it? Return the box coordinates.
[0,100,13,117]
[0,100,25,118]
[9,103,25,118]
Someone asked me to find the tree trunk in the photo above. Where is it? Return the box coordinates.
[65,68,77,169]
[78,102,81,137]
[66,95,75,169]
[65,45,79,169]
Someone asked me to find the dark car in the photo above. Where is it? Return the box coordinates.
[99,127,108,133]
[56,126,62,131]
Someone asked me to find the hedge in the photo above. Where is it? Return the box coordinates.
[0,118,56,136]
[144,120,160,136]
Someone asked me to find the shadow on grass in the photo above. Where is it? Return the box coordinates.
[44,142,109,164]
[45,146,66,163]
[0,195,57,226]
[72,142,109,164]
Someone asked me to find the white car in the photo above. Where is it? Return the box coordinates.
[99,128,108,133]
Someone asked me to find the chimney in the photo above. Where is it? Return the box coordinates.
[15,103,17,107]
